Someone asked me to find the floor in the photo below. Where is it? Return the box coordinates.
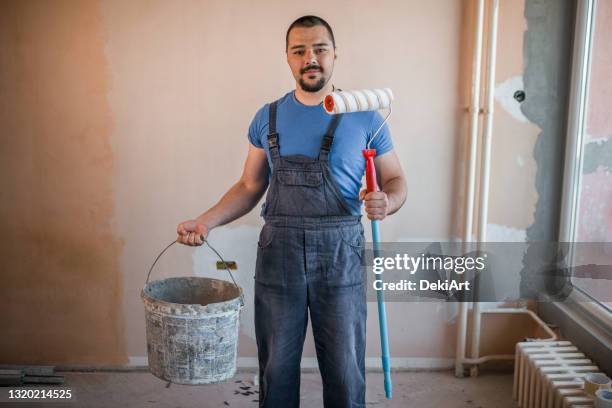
[36,369,516,407]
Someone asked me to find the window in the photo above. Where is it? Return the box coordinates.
[560,0,612,313]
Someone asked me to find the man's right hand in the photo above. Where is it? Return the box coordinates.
[176,220,209,246]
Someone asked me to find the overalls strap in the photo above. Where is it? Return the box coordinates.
[267,101,280,160]
[319,113,343,161]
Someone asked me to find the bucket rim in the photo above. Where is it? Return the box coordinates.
[141,276,243,312]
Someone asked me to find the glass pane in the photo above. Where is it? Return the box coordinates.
[573,1,612,310]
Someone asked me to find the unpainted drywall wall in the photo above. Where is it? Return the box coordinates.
[99,0,470,363]
[0,0,126,364]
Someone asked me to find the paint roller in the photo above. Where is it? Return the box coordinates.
[324,88,393,114]
[324,88,393,399]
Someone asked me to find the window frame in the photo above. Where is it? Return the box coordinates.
[545,0,612,375]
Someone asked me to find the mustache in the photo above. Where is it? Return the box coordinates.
[301,66,323,75]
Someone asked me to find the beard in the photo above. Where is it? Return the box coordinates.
[298,65,328,93]
[299,76,327,93]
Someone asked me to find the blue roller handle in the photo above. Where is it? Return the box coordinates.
[363,149,392,399]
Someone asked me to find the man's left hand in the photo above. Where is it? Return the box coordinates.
[359,189,389,221]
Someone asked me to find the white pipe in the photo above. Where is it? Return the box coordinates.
[456,0,486,378]
[476,0,499,252]
[463,308,558,365]
[463,0,486,245]
[463,354,515,364]
[481,308,534,313]
[469,0,500,378]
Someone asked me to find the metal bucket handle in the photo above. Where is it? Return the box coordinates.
[146,239,244,307]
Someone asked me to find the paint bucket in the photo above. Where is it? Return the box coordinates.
[596,389,612,408]
[141,241,244,385]
[585,373,612,397]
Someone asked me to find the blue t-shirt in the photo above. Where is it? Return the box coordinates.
[248,91,393,215]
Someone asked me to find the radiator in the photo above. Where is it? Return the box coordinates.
[513,340,605,407]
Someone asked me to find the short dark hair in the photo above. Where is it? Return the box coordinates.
[285,15,336,51]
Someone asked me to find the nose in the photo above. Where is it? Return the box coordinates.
[304,49,317,65]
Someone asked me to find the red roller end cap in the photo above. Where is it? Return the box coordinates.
[324,95,335,113]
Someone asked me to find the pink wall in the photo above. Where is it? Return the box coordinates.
[1,0,536,365]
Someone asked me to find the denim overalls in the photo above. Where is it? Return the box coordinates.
[254,100,367,408]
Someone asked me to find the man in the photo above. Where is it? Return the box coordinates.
[177,15,406,408]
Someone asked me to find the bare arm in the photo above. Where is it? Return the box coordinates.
[196,144,269,229]
[360,150,407,220]
[177,143,269,245]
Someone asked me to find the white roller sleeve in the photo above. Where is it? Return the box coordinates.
[324,88,393,114]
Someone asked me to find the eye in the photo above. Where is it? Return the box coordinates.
[294,50,304,56]
[315,48,326,54]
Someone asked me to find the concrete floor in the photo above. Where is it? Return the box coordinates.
[42,370,516,407]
